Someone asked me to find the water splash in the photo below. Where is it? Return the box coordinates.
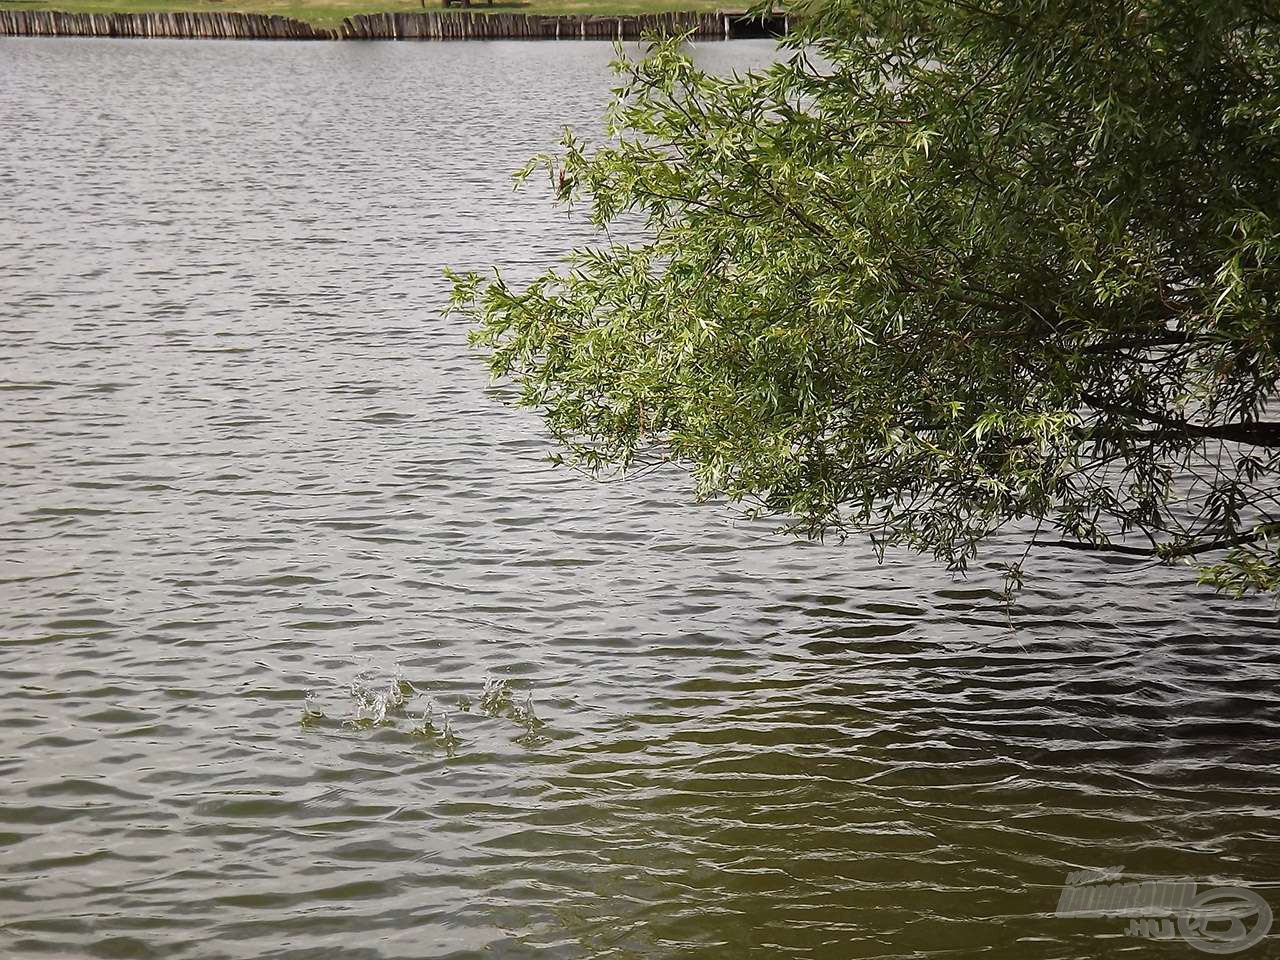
[440,712,460,749]
[480,677,541,726]
[512,692,539,728]
[479,677,545,745]
[478,677,511,715]
[300,691,325,727]
[344,664,415,729]
[300,667,544,747]
[512,691,545,746]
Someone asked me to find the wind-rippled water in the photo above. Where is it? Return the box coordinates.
[2,37,1278,960]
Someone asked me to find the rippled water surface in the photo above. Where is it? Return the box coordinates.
[2,36,1279,960]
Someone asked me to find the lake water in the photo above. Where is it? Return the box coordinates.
[1,36,1278,960]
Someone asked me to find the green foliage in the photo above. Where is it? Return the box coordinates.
[450,0,1280,592]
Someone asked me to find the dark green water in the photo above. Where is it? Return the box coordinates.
[1,36,1277,960]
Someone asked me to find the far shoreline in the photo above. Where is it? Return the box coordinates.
[0,4,790,39]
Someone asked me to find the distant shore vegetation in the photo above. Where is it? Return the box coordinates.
[0,0,735,27]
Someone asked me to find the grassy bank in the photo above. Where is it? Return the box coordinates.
[0,0,733,27]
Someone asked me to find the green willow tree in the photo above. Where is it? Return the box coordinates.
[450,0,1280,593]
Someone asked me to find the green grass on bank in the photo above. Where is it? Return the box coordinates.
[0,0,737,27]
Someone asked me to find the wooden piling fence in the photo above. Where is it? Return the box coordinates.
[0,8,788,40]
[0,9,333,38]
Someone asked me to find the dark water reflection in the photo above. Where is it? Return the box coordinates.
[1,37,1278,959]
